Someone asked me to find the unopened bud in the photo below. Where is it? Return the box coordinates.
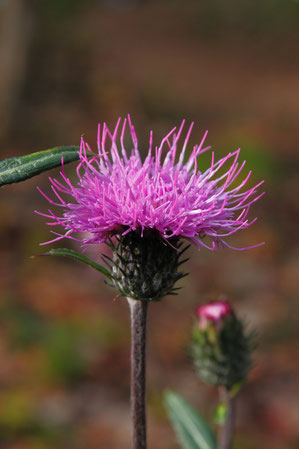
[191,300,252,391]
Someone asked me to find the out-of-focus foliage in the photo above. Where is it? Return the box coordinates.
[37,0,96,20]
[164,391,217,449]
[190,0,299,37]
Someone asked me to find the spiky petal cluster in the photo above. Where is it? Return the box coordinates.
[37,116,264,250]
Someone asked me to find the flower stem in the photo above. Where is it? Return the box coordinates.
[127,297,148,449]
[218,387,236,449]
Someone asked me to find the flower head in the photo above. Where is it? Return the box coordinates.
[37,116,264,251]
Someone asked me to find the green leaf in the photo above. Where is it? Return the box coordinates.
[164,391,217,449]
[35,248,112,279]
[213,402,227,425]
[0,146,92,186]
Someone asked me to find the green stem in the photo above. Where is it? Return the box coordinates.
[127,297,148,449]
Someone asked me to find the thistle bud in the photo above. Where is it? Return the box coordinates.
[109,230,188,302]
[191,300,252,391]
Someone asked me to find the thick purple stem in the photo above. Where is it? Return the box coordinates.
[218,387,236,449]
[127,297,148,449]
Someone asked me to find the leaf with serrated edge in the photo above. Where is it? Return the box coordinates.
[164,391,217,449]
[0,146,93,186]
[35,248,112,279]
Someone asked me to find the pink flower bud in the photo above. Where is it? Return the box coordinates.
[192,300,252,389]
[196,300,233,329]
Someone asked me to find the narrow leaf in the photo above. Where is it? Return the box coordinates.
[0,146,92,186]
[35,248,112,279]
[164,391,217,449]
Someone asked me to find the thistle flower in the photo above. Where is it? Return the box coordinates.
[36,116,264,300]
[34,120,261,449]
[191,300,252,390]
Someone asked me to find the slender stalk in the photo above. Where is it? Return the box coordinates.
[127,297,148,449]
[218,387,236,449]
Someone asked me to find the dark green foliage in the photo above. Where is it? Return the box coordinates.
[0,146,93,187]
[110,230,188,301]
[191,315,252,390]
[37,248,112,279]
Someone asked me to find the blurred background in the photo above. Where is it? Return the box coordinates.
[0,0,299,448]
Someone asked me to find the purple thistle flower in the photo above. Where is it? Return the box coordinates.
[36,116,264,251]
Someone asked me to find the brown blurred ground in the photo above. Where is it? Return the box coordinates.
[0,1,299,448]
